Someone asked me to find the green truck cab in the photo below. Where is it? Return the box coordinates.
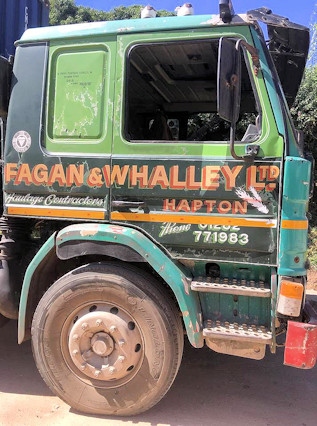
[0,1,315,416]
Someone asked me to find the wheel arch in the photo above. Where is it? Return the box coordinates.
[18,223,203,348]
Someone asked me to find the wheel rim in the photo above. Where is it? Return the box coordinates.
[64,303,143,384]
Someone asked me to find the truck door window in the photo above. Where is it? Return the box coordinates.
[125,39,260,143]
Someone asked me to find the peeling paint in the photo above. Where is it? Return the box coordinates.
[80,227,99,237]
[182,277,190,295]
[302,329,309,351]
[109,225,125,234]
[117,27,135,33]
[284,321,317,368]
[159,264,165,273]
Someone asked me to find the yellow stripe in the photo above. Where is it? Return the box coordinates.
[281,219,308,230]
[111,212,277,228]
[8,206,104,220]
[10,207,296,230]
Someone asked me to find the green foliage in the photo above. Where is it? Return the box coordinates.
[49,1,174,25]
[49,0,79,25]
[291,67,317,149]
[308,227,317,269]
[291,66,317,226]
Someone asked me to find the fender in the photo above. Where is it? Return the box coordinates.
[18,223,203,348]
[18,232,56,344]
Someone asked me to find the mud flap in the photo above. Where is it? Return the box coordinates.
[284,321,317,369]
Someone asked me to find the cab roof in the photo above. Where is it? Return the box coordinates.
[18,14,252,44]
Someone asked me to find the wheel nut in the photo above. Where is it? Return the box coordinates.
[81,322,89,330]
[94,370,101,377]
[72,334,79,341]
[118,339,125,346]
[72,349,79,356]
[109,325,117,333]
[118,355,125,363]
[96,319,103,327]
[109,367,116,375]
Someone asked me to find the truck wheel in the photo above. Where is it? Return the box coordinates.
[31,262,184,416]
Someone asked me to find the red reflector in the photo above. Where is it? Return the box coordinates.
[284,321,317,369]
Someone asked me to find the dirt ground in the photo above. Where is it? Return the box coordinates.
[1,319,317,426]
[0,272,316,425]
[307,269,317,291]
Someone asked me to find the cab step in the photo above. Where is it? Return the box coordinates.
[203,320,272,343]
[191,276,270,297]
[203,320,272,360]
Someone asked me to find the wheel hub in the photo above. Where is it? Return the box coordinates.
[91,332,114,357]
[68,310,142,381]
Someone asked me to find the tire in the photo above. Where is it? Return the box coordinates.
[31,262,184,416]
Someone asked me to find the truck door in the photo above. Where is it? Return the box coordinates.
[111,31,282,267]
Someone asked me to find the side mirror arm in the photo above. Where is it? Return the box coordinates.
[230,40,260,162]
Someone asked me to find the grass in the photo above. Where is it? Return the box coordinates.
[308,227,317,270]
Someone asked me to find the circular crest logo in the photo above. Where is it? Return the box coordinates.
[12,131,31,153]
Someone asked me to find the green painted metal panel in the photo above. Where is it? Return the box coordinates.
[4,39,116,220]
[109,157,281,265]
[200,292,270,327]
[18,232,56,344]
[45,39,116,154]
[250,27,284,137]
[278,157,311,276]
[5,43,48,162]
[250,27,301,159]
